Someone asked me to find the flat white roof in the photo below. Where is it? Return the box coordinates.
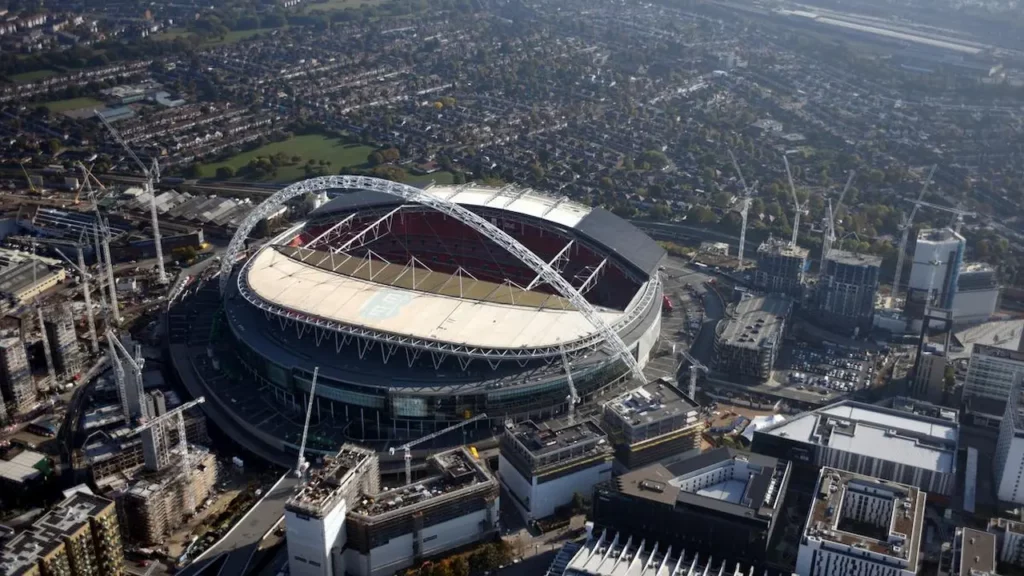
[425,185,591,228]
[821,405,957,441]
[827,422,954,473]
[246,246,620,350]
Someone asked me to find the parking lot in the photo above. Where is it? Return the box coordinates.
[775,342,877,399]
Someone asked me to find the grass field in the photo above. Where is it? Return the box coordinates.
[200,135,375,182]
[406,171,455,186]
[43,97,104,113]
[10,69,59,84]
[153,27,279,47]
[302,0,384,12]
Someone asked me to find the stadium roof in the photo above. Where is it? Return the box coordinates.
[244,244,622,351]
[311,185,665,277]
[757,400,957,474]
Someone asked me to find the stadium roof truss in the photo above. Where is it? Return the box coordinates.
[220,176,655,382]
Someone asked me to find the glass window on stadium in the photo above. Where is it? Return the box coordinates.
[293,371,387,410]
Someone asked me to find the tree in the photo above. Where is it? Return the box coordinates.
[45,138,61,155]
[172,246,198,263]
[215,166,235,179]
[450,556,469,576]
[637,149,669,170]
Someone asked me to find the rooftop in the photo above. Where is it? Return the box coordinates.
[614,447,788,522]
[0,492,114,575]
[825,249,883,267]
[605,378,699,429]
[0,449,48,484]
[0,261,60,297]
[757,400,957,474]
[956,528,995,576]
[717,295,791,349]
[33,492,112,538]
[918,227,964,244]
[508,419,608,459]
[805,467,923,570]
[243,244,626,352]
[287,444,376,518]
[757,238,809,259]
[350,448,493,518]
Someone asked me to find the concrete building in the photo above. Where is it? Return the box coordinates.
[911,343,947,403]
[546,528,781,576]
[713,295,791,380]
[994,377,1024,504]
[796,467,924,576]
[0,261,66,305]
[963,343,1024,428]
[953,263,1000,327]
[752,400,959,496]
[906,228,965,318]
[0,337,34,415]
[499,418,612,521]
[121,448,218,544]
[44,303,83,380]
[943,527,996,576]
[592,447,790,567]
[285,444,498,576]
[0,491,125,576]
[754,238,809,298]
[601,378,703,469]
[145,390,167,417]
[816,250,881,334]
[988,517,1024,567]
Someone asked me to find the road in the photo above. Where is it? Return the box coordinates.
[58,357,108,462]
[179,473,297,576]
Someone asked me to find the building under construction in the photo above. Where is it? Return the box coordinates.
[602,379,703,469]
[754,238,809,298]
[44,303,84,380]
[286,444,499,576]
[713,295,791,380]
[0,337,34,416]
[120,448,217,545]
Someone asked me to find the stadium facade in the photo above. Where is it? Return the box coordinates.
[200,180,665,460]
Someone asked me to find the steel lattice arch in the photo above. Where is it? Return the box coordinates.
[211,176,666,440]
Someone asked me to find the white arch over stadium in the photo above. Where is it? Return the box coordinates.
[219,175,648,383]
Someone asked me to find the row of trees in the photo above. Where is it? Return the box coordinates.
[404,541,512,576]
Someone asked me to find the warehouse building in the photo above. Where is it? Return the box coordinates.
[601,379,703,469]
[754,238,809,298]
[713,295,791,380]
[752,400,958,496]
[499,418,613,521]
[0,261,65,306]
[797,467,924,576]
[592,447,790,567]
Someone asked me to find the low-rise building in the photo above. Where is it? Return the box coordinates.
[796,467,924,576]
[592,447,790,567]
[499,418,612,521]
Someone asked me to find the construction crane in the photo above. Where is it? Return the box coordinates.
[559,346,580,423]
[728,151,754,270]
[680,349,708,400]
[107,329,146,422]
[30,240,57,390]
[53,241,99,353]
[73,162,106,206]
[892,165,936,300]
[19,162,37,194]
[391,414,487,485]
[906,198,976,234]
[132,397,206,514]
[295,367,320,482]
[821,171,856,262]
[97,113,168,285]
[782,154,808,246]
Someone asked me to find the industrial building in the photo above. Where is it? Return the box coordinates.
[988,517,1024,567]
[121,448,218,544]
[500,418,613,521]
[0,490,125,576]
[815,250,881,334]
[545,528,783,576]
[0,260,65,306]
[943,527,996,576]
[713,294,791,380]
[754,238,808,298]
[44,303,83,380]
[601,379,703,469]
[591,447,791,567]
[286,444,498,576]
[963,343,1024,428]
[952,263,1000,326]
[910,343,947,403]
[0,337,34,415]
[796,467,924,576]
[752,400,958,496]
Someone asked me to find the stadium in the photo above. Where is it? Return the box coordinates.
[176,177,665,464]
